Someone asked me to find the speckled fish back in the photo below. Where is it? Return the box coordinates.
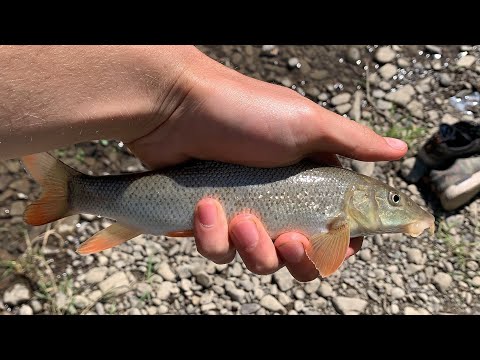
[69,160,363,237]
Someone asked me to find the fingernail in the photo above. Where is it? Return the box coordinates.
[385,137,407,150]
[197,201,217,228]
[231,219,259,252]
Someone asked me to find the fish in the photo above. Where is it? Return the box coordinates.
[21,152,435,278]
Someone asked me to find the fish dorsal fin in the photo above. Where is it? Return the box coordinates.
[76,223,142,255]
[306,220,350,278]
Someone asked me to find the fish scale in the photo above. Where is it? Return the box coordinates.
[69,160,352,237]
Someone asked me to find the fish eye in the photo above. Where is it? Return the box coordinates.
[389,192,401,205]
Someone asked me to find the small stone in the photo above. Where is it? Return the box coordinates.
[294,289,306,300]
[278,292,292,306]
[317,282,333,298]
[405,264,425,275]
[407,100,424,119]
[471,276,480,287]
[155,262,176,281]
[85,267,108,284]
[156,282,174,300]
[241,303,261,315]
[9,179,30,193]
[385,85,415,107]
[425,45,442,54]
[87,290,102,302]
[377,99,393,110]
[311,70,328,81]
[391,273,404,287]
[407,248,424,265]
[374,235,383,246]
[331,93,352,106]
[467,261,479,271]
[372,89,385,98]
[228,262,243,277]
[351,160,375,177]
[375,47,396,63]
[391,287,405,299]
[128,308,141,315]
[397,58,410,68]
[359,249,372,262]
[56,215,80,236]
[304,278,321,294]
[55,292,68,311]
[391,304,400,314]
[30,300,42,313]
[136,282,153,297]
[347,47,361,63]
[260,295,287,314]
[457,55,476,68]
[441,113,458,125]
[10,201,26,216]
[195,272,212,288]
[73,295,90,309]
[379,81,392,91]
[3,284,30,306]
[201,303,216,312]
[433,272,453,292]
[311,297,327,309]
[225,282,246,302]
[439,73,452,87]
[336,103,352,114]
[95,303,105,315]
[287,57,300,69]
[294,300,304,312]
[261,45,279,57]
[273,267,294,291]
[379,64,398,79]
[332,296,368,315]
[98,272,130,295]
[19,304,33,315]
[404,306,429,315]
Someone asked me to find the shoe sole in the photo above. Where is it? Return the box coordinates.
[439,170,480,211]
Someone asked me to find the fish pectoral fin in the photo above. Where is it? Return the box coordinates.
[306,220,350,278]
[76,223,142,255]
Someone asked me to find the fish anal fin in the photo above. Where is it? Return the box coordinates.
[166,230,194,238]
[76,223,142,255]
[306,220,350,278]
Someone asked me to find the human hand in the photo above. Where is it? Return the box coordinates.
[127,46,408,281]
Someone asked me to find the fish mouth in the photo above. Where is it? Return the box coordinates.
[404,216,436,237]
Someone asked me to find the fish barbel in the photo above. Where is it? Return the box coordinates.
[21,152,435,277]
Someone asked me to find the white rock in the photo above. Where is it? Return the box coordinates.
[260,295,287,314]
[379,64,398,79]
[404,306,430,315]
[98,272,130,295]
[317,282,333,298]
[332,296,368,315]
[407,100,424,119]
[441,114,458,125]
[375,47,396,63]
[156,262,176,281]
[18,304,33,315]
[385,85,415,107]
[3,284,30,306]
[331,92,352,106]
[433,272,453,292]
[391,287,405,299]
[85,267,108,284]
[457,55,476,68]
[407,248,424,265]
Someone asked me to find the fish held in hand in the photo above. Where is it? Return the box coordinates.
[21,152,435,278]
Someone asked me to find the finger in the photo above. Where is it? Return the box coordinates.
[346,236,363,259]
[308,152,342,167]
[229,213,282,275]
[305,106,408,162]
[274,232,319,282]
[193,198,236,264]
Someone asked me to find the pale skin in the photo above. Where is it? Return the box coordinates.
[0,45,408,281]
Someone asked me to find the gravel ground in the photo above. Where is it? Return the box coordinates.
[1,45,479,315]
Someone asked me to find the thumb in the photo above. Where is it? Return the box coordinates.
[306,106,408,162]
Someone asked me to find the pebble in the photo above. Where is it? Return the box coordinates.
[347,47,361,63]
[73,295,90,309]
[30,300,42,313]
[195,272,212,288]
[317,282,333,298]
[407,248,424,265]
[332,296,368,315]
[391,304,400,314]
[85,267,108,284]
[471,276,480,287]
[406,100,424,119]
[331,93,352,106]
[375,47,396,63]
[391,287,405,300]
[19,304,33,315]
[433,272,453,292]
[384,84,415,107]
[260,295,286,314]
[273,268,294,291]
[336,103,352,114]
[359,249,372,262]
[225,282,246,302]
[404,306,429,315]
[3,284,30,306]
[304,278,321,294]
[379,64,398,79]
[457,55,476,68]
[241,303,261,315]
[439,73,452,87]
[98,272,130,295]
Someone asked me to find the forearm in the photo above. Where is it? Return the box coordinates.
[0,45,199,160]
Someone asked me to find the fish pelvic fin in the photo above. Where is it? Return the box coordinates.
[306,218,350,278]
[21,152,80,226]
[77,223,142,255]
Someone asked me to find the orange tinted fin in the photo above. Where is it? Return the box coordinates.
[306,220,350,278]
[76,223,142,255]
[21,153,80,226]
[166,230,194,237]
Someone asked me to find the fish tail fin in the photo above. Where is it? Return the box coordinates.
[21,152,81,226]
